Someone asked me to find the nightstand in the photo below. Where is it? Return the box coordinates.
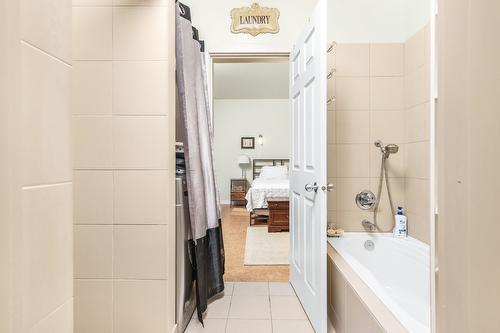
[267,197,289,232]
[230,178,248,207]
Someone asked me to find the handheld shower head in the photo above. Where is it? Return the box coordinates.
[374,141,399,159]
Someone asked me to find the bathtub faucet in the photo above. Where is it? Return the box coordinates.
[362,219,377,231]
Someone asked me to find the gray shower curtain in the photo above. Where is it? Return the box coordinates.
[175,2,225,325]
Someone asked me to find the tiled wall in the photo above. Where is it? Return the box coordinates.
[404,26,431,243]
[72,1,175,332]
[2,0,73,331]
[327,25,431,243]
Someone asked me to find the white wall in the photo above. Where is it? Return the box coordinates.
[328,0,430,42]
[214,99,289,202]
[181,0,317,52]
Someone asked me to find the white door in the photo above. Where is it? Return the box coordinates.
[289,0,328,332]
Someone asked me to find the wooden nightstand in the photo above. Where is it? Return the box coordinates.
[267,197,289,232]
[230,179,248,207]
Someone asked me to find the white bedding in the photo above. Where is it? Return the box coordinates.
[245,178,290,212]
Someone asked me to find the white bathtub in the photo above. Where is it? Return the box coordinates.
[328,233,430,333]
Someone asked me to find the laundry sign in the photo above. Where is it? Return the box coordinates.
[230,3,280,37]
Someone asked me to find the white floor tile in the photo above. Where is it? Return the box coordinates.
[223,281,234,296]
[185,318,226,333]
[228,295,271,319]
[233,282,269,296]
[270,295,307,320]
[269,282,295,296]
[226,319,272,333]
[205,295,231,319]
[272,319,315,333]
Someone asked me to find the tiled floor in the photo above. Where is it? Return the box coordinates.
[185,282,314,333]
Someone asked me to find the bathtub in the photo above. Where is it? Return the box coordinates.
[327,233,430,333]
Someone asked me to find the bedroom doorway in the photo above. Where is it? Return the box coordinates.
[209,54,291,282]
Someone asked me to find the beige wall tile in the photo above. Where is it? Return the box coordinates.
[113,61,168,115]
[335,77,370,110]
[72,61,112,115]
[407,212,430,244]
[72,7,112,60]
[113,116,169,169]
[336,144,370,178]
[29,299,73,333]
[327,210,337,228]
[73,0,112,5]
[370,110,405,143]
[20,184,73,328]
[113,225,167,279]
[404,64,430,108]
[406,141,430,179]
[406,102,430,143]
[74,171,113,224]
[74,225,112,278]
[20,44,72,186]
[331,263,346,333]
[405,27,426,73]
[114,170,168,224]
[336,211,372,231]
[335,44,369,77]
[73,116,113,169]
[369,178,405,231]
[369,144,406,178]
[336,111,370,144]
[345,284,384,333]
[370,43,404,77]
[405,178,430,215]
[113,6,168,60]
[327,178,337,212]
[74,279,113,333]
[113,0,167,5]
[370,77,404,110]
[327,79,336,111]
[337,178,370,212]
[20,0,72,63]
[327,111,336,144]
[114,280,168,333]
[327,144,337,178]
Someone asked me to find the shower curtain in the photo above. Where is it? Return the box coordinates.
[175,2,225,324]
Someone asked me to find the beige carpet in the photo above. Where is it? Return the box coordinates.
[244,227,290,265]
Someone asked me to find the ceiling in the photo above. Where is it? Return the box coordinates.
[213,62,289,100]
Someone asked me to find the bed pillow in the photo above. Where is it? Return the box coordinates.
[259,166,288,179]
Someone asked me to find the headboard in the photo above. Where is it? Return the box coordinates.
[252,159,290,180]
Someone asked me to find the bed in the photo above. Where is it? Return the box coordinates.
[245,159,290,224]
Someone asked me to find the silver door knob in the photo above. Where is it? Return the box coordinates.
[305,182,319,192]
[321,183,334,192]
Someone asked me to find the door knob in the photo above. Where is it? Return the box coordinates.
[321,183,334,192]
[305,182,319,192]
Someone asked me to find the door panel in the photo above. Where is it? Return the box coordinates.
[289,0,328,332]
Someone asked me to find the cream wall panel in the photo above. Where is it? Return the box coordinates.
[112,116,169,169]
[72,61,113,115]
[29,300,73,333]
[112,61,168,115]
[20,43,72,186]
[20,184,73,328]
[406,141,430,179]
[112,6,167,60]
[74,171,114,224]
[113,170,168,224]
[73,116,113,169]
[113,280,168,333]
[20,0,72,63]
[74,279,113,333]
[113,225,168,279]
[74,225,113,278]
[72,7,112,60]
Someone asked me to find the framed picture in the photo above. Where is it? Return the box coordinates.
[241,137,255,149]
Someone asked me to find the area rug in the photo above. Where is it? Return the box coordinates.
[244,227,289,265]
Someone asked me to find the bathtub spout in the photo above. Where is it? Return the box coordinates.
[362,219,376,231]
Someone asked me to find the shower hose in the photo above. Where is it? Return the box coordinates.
[373,156,396,232]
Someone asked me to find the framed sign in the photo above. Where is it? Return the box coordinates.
[241,137,255,149]
[230,3,280,37]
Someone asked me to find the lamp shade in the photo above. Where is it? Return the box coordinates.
[238,155,251,166]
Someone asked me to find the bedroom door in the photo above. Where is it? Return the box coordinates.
[289,0,328,332]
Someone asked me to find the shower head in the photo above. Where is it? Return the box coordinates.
[374,141,399,159]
